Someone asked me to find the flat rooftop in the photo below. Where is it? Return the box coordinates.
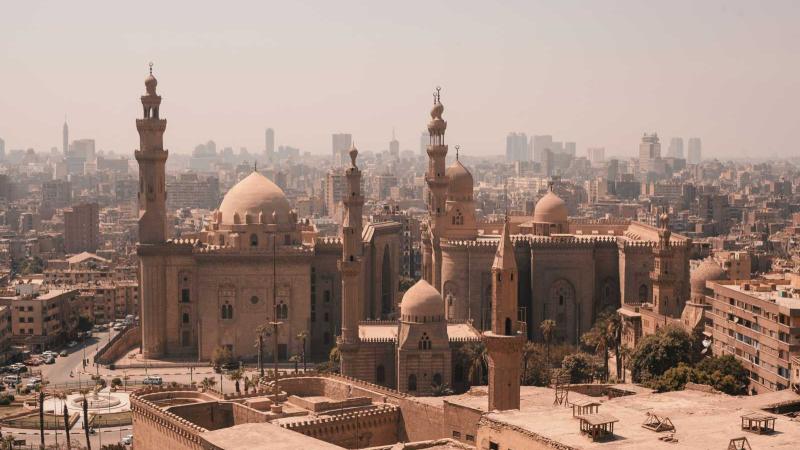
[200,422,342,450]
[471,385,800,449]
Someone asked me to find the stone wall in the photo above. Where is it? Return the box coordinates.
[476,416,578,450]
[130,387,209,450]
[282,404,400,448]
[168,402,234,430]
[442,400,482,445]
[95,325,140,365]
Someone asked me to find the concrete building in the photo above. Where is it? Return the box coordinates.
[324,168,346,220]
[331,133,352,167]
[166,172,220,211]
[638,133,661,175]
[265,127,274,157]
[688,137,702,164]
[389,129,399,158]
[532,134,553,163]
[505,132,528,162]
[2,288,78,352]
[587,147,605,165]
[706,276,800,393]
[41,180,72,210]
[667,137,684,158]
[64,202,100,254]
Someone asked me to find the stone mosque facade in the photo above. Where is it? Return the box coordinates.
[135,70,403,363]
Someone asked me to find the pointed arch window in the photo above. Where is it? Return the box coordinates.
[221,301,233,320]
[418,333,432,350]
[408,374,417,391]
[277,301,288,320]
[250,234,259,247]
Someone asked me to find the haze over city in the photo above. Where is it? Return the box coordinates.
[2,0,799,158]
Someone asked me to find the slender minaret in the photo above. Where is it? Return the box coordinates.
[62,118,69,155]
[135,62,168,244]
[424,87,448,291]
[136,63,169,359]
[483,217,524,411]
[338,144,364,377]
[651,213,676,317]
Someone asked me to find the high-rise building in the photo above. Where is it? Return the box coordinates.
[0,137,5,160]
[62,120,69,155]
[332,133,352,167]
[505,132,528,162]
[667,137,684,158]
[325,168,347,220]
[531,135,553,163]
[587,147,605,165]
[564,142,576,157]
[265,128,275,157]
[638,133,661,174]
[688,137,702,164]
[69,139,96,160]
[166,173,220,211]
[419,131,430,157]
[389,129,399,158]
[64,202,100,254]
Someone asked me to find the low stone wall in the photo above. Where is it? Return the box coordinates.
[95,325,141,365]
[282,403,400,448]
[131,387,208,450]
[287,394,371,412]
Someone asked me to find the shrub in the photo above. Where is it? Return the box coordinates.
[111,378,122,387]
[561,353,600,383]
[629,325,695,383]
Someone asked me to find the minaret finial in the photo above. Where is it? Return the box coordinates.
[149,61,153,75]
[455,144,460,161]
[434,86,441,104]
[254,161,258,172]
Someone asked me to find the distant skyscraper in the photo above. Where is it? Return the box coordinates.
[265,128,275,156]
[638,133,661,174]
[69,139,96,160]
[64,202,100,254]
[587,147,605,165]
[688,137,702,164]
[389,129,399,158]
[667,137,684,158]
[564,142,576,157]
[0,137,5,160]
[62,120,69,155]
[532,135,553,163]
[505,132,528,162]
[420,131,430,156]
[332,133,352,167]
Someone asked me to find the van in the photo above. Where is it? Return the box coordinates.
[142,376,162,386]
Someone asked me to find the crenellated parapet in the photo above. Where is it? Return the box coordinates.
[130,386,209,448]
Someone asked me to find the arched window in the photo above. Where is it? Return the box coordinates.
[284,234,291,245]
[408,374,417,391]
[250,234,259,247]
[281,303,288,319]
[182,313,190,324]
[639,284,649,303]
[419,333,431,350]
[432,373,443,387]
[221,302,233,320]
[376,365,386,383]
[505,317,512,336]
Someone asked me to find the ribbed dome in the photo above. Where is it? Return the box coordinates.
[218,171,291,225]
[400,279,444,319]
[691,259,727,293]
[533,191,568,224]
[145,74,157,95]
[446,160,473,197]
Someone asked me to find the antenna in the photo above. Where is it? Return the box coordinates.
[455,144,460,161]
[148,61,154,75]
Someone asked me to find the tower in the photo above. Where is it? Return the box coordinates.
[62,119,69,155]
[483,218,524,411]
[265,128,275,158]
[338,143,364,377]
[135,63,169,359]
[135,63,168,244]
[424,87,448,291]
[650,213,677,317]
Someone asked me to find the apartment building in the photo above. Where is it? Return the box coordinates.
[706,277,800,393]
[1,289,79,352]
[77,281,139,324]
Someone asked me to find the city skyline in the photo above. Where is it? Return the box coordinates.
[1,1,799,159]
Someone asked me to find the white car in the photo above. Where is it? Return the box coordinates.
[67,341,78,348]
[2,375,20,385]
[121,434,133,445]
[142,376,162,385]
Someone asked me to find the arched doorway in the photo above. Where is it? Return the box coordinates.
[381,245,392,316]
[547,279,577,344]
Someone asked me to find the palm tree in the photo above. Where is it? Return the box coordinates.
[329,343,341,372]
[296,330,309,372]
[458,341,487,386]
[605,313,623,380]
[520,341,538,384]
[540,319,556,367]
[63,402,72,450]
[289,355,301,374]
[201,376,217,391]
[83,397,91,450]
[618,345,633,383]
[38,389,45,449]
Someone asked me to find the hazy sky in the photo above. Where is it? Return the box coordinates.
[2,0,799,159]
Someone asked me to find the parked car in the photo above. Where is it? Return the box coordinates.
[142,376,162,386]
[121,434,133,445]
[2,375,20,385]
[23,358,42,367]
[43,356,55,365]
[113,324,124,331]
[42,350,58,358]
[59,350,69,357]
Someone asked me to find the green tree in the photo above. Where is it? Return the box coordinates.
[296,330,309,371]
[539,319,556,367]
[695,355,749,395]
[456,341,487,385]
[561,352,599,383]
[227,369,243,394]
[648,363,695,392]
[629,325,695,383]
[211,346,234,369]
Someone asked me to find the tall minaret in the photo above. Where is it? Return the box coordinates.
[62,118,69,155]
[135,63,168,244]
[483,218,524,411]
[338,144,364,377]
[136,63,169,359]
[424,87,448,291]
[651,213,676,317]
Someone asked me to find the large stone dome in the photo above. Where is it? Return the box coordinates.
[218,171,291,225]
[446,160,473,198]
[533,191,568,224]
[691,259,727,293]
[400,279,444,320]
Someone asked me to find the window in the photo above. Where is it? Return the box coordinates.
[277,302,288,320]
[221,302,233,320]
[465,435,474,442]
[323,332,331,344]
[408,374,417,391]
[250,296,259,305]
[376,365,386,383]
[452,431,461,439]
[323,290,331,303]
[505,317,512,336]
[432,373,442,387]
[250,234,259,247]
[489,442,499,450]
[419,333,431,350]
[284,234,291,245]
[182,313,190,324]
[324,312,329,322]
[639,284,648,302]
[181,288,190,303]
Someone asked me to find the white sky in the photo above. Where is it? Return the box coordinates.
[1,0,799,159]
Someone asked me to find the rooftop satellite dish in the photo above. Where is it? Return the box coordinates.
[733,317,739,323]
[702,339,711,348]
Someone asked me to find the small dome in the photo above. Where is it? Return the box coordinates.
[446,160,473,198]
[400,279,444,319]
[218,171,291,225]
[145,74,157,95]
[533,191,568,224]
[431,102,444,119]
[691,259,727,293]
